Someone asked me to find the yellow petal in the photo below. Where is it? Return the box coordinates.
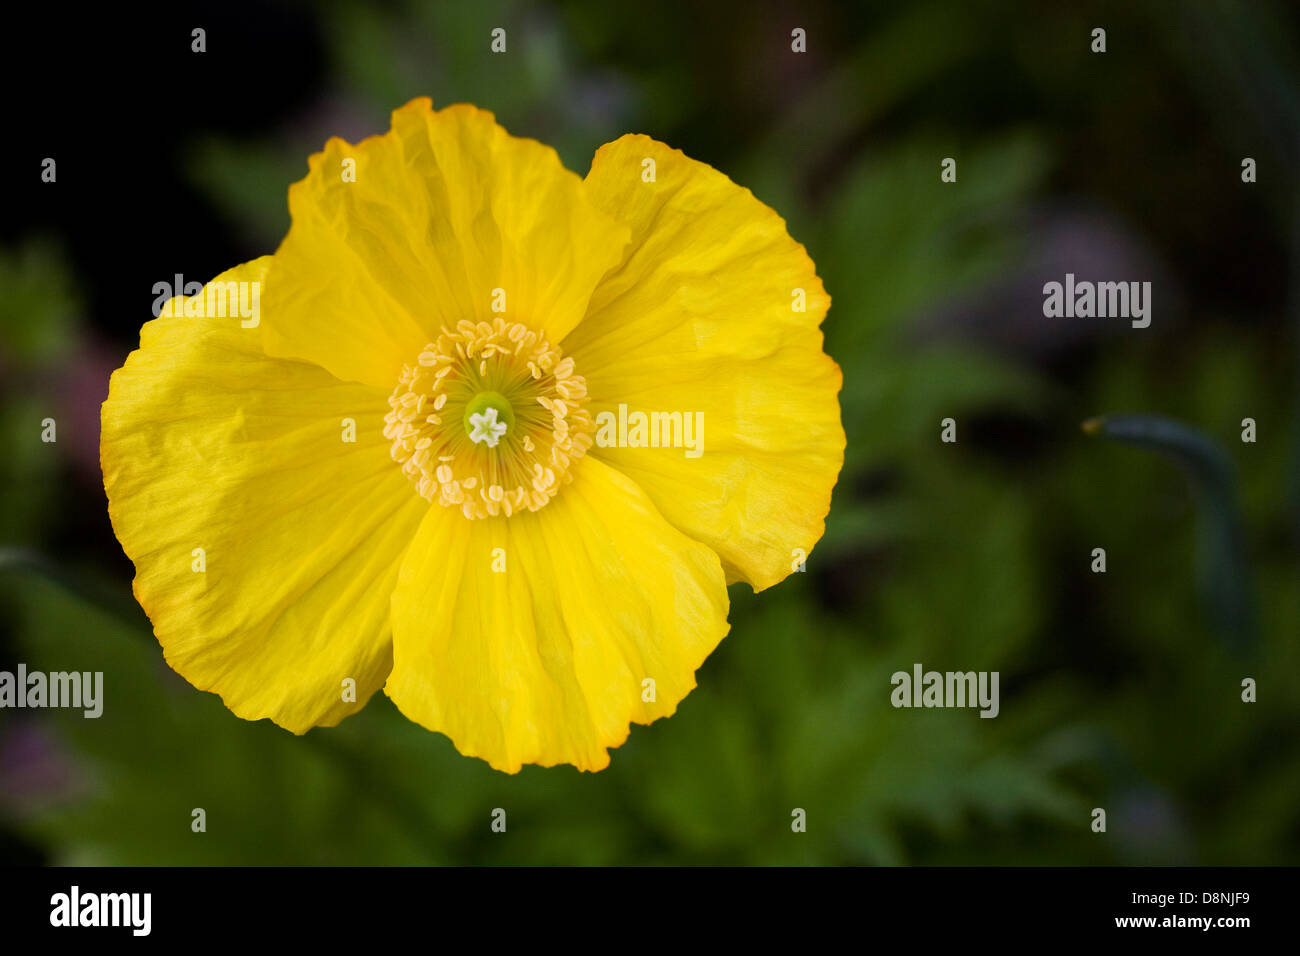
[385,457,729,773]
[570,134,845,591]
[262,98,631,388]
[101,257,427,732]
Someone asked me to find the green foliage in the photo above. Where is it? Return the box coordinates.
[0,241,80,546]
[0,239,79,363]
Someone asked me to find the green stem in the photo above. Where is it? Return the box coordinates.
[1082,414,1258,654]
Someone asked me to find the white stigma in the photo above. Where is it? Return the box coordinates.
[468,407,508,448]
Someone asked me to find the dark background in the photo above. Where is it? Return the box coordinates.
[1,0,1296,864]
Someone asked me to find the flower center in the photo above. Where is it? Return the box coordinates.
[383,318,594,519]
[464,392,513,447]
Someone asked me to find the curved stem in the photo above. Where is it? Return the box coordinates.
[1083,414,1258,654]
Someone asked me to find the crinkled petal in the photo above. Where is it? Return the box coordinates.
[385,457,729,772]
[101,257,427,732]
[262,98,631,388]
[569,134,845,591]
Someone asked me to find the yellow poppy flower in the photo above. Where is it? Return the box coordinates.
[101,98,844,773]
